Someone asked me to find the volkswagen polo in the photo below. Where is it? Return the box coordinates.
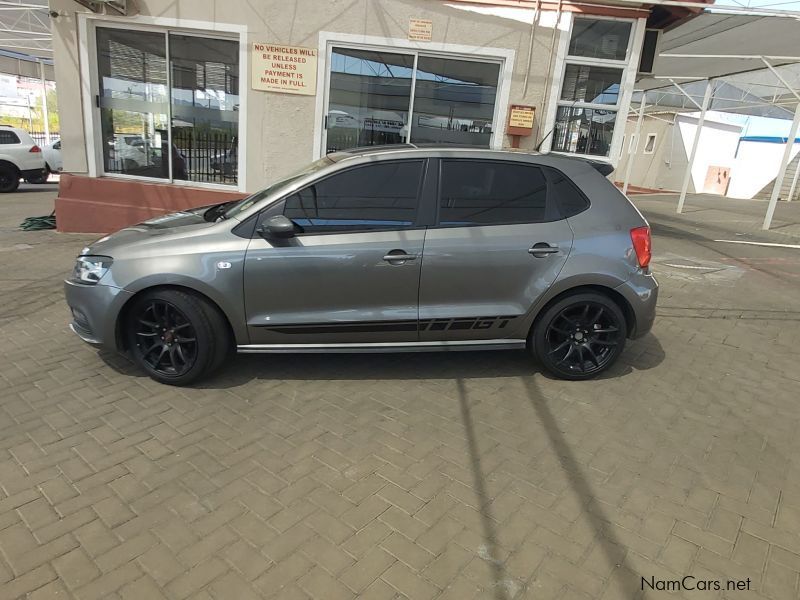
[65,146,657,385]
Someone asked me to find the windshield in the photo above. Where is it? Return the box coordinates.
[222,157,334,220]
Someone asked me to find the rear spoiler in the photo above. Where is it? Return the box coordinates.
[585,159,614,177]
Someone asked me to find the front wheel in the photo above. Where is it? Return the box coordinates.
[125,289,230,386]
[532,292,627,380]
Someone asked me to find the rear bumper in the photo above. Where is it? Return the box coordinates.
[64,279,132,350]
[615,271,658,339]
[21,167,47,179]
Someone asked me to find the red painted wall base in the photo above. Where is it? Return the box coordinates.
[55,174,247,234]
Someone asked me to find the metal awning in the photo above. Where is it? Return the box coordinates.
[623,10,800,229]
[0,0,51,61]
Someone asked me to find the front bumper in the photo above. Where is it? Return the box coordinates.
[64,279,132,349]
[615,271,658,339]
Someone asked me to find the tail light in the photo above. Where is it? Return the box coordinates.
[29,145,41,153]
[630,226,651,268]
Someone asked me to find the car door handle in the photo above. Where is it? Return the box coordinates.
[383,252,418,262]
[528,243,560,256]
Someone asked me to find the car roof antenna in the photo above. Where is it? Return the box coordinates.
[535,128,554,152]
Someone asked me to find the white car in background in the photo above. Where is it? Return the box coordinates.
[43,140,63,175]
[0,125,47,192]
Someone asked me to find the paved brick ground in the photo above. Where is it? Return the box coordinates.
[1,189,799,599]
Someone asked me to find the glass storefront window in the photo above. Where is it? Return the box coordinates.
[170,34,239,184]
[411,57,499,146]
[96,27,239,185]
[551,107,616,157]
[327,49,414,153]
[560,64,622,106]
[550,18,633,158]
[325,47,501,153]
[96,29,169,179]
[568,18,632,61]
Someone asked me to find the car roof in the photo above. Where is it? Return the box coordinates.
[328,144,540,162]
[327,144,613,176]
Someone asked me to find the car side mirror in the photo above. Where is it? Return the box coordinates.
[258,215,296,239]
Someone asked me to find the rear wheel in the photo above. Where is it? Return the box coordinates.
[0,165,20,193]
[125,289,230,386]
[532,292,626,380]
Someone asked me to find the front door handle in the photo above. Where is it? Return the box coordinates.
[528,243,560,257]
[383,250,419,263]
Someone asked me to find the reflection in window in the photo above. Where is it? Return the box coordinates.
[439,160,549,226]
[411,57,499,147]
[97,28,168,179]
[568,18,632,61]
[284,161,423,233]
[551,18,632,157]
[552,107,616,157]
[327,49,414,153]
[325,49,502,152]
[96,27,239,185]
[560,65,622,105]
[170,34,239,184]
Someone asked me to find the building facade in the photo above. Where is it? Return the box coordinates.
[49,0,689,232]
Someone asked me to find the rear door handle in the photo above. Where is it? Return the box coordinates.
[528,243,560,257]
[383,251,418,262]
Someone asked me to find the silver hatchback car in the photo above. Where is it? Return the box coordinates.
[65,146,657,385]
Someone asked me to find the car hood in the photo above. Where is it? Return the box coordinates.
[82,206,216,256]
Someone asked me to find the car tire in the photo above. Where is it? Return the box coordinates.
[532,291,627,380]
[126,289,230,386]
[0,165,20,193]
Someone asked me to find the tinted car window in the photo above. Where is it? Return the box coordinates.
[439,160,548,226]
[548,169,590,217]
[284,160,423,233]
[0,131,20,144]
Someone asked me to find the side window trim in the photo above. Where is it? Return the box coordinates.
[433,158,556,228]
[280,158,428,236]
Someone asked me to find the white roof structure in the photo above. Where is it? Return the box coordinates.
[0,0,50,59]
[624,9,800,229]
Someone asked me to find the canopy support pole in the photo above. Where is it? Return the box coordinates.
[787,155,800,202]
[677,80,713,214]
[38,60,50,147]
[622,92,646,196]
[763,103,800,230]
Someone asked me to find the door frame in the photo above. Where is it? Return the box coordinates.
[312,32,515,160]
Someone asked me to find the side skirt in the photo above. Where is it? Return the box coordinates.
[237,339,527,354]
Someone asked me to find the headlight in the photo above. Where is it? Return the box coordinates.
[72,255,113,284]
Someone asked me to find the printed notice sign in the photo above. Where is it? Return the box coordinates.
[252,43,317,95]
[409,18,433,41]
[508,105,535,129]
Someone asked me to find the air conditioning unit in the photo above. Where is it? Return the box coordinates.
[73,0,128,15]
[638,29,661,75]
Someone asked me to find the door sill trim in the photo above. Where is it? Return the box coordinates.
[237,339,527,353]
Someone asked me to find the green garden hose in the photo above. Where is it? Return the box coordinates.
[19,211,56,231]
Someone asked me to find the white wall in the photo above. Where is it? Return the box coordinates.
[676,115,741,194]
[728,140,800,199]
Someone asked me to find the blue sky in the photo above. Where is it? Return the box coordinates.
[705,111,797,138]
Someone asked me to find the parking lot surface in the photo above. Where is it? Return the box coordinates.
[1,188,799,599]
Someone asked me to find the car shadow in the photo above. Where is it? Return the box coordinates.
[97,333,665,389]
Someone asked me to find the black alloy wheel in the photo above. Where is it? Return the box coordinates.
[126,289,230,385]
[534,292,627,380]
[133,300,198,377]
